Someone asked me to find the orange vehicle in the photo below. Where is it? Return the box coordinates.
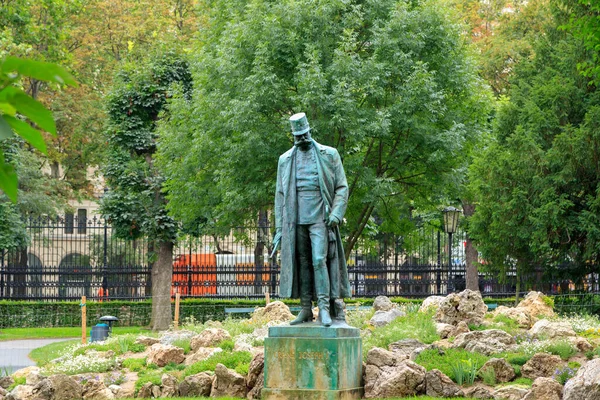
[172,253,217,296]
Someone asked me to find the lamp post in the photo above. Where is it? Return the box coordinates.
[443,206,461,294]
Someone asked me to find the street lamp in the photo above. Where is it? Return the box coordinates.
[443,206,462,294]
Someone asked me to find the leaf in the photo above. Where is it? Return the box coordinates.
[0,102,16,116]
[1,56,78,87]
[4,115,47,154]
[0,116,14,140]
[0,151,17,202]
[0,87,56,135]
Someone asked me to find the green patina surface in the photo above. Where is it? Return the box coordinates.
[264,321,363,400]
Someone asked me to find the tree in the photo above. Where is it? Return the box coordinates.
[102,51,192,330]
[469,0,599,297]
[157,0,489,254]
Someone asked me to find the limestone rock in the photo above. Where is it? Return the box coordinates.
[31,375,83,400]
[0,377,14,389]
[373,296,395,312]
[250,301,294,323]
[160,374,178,397]
[6,384,34,400]
[452,330,516,355]
[517,292,555,319]
[364,347,426,398]
[529,319,576,339]
[522,377,562,400]
[563,358,600,400]
[135,336,160,346]
[388,339,431,360]
[568,336,593,352]
[492,386,530,400]
[246,371,263,400]
[177,373,213,398]
[0,387,7,397]
[436,323,455,339]
[184,347,222,366]
[83,379,115,400]
[464,386,494,399]
[494,306,535,328]
[190,328,231,350]
[147,344,185,367]
[480,358,516,383]
[369,308,405,327]
[435,290,488,326]
[137,382,157,399]
[107,386,121,397]
[424,369,464,397]
[210,363,247,398]
[159,330,196,346]
[420,296,446,313]
[25,371,45,387]
[246,352,264,390]
[453,321,470,337]
[12,368,39,381]
[521,353,564,380]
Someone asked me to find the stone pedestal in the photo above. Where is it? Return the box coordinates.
[263,321,363,400]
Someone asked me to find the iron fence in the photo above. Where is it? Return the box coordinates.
[0,216,598,301]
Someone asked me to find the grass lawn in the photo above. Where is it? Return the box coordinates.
[0,326,151,341]
[29,339,79,366]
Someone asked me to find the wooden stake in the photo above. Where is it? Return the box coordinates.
[81,296,86,344]
[174,292,181,330]
[265,291,270,305]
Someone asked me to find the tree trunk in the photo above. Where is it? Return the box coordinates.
[462,202,479,292]
[151,240,174,331]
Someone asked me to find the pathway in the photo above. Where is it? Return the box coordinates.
[0,338,74,374]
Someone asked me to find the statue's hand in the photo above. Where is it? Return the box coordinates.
[326,215,339,228]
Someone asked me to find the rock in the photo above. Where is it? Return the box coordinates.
[190,328,231,350]
[160,374,178,397]
[147,344,185,367]
[563,358,600,400]
[452,330,516,355]
[137,382,155,399]
[492,386,530,400]
[388,339,431,360]
[246,352,265,390]
[436,323,455,339]
[0,388,7,397]
[420,296,446,313]
[424,369,464,397]
[453,321,470,337]
[6,384,34,400]
[210,363,247,398]
[521,353,564,380]
[32,375,83,400]
[184,347,223,366]
[369,308,405,327]
[83,380,115,400]
[435,290,488,326]
[0,378,14,390]
[159,330,196,346]
[107,386,121,397]
[364,347,426,398]
[464,386,494,399]
[517,292,555,319]
[250,301,294,323]
[494,306,535,328]
[135,336,160,346]
[373,296,395,312]
[522,377,562,400]
[568,336,593,352]
[25,371,45,387]
[246,371,263,400]
[529,320,576,339]
[178,373,213,397]
[12,368,39,381]
[480,358,516,383]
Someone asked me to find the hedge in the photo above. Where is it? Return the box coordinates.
[0,296,520,329]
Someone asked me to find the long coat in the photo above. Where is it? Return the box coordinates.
[274,139,351,299]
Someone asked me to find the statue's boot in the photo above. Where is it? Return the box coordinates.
[290,306,313,325]
[315,262,332,327]
[290,265,313,325]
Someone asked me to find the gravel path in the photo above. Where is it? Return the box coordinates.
[0,338,74,373]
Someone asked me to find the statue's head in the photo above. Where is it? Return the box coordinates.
[290,112,312,151]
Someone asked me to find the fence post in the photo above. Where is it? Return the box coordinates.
[174,292,180,330]
[436,231,441,295]
[81,295,87,344]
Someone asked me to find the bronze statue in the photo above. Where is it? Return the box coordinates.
[273,113,351,326]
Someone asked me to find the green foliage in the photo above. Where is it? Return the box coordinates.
[545,340,576,360]
[135,370,163,393]
[122,357,146,372]
[172,338,192,354]
[8,377,25,391]
[164,362,186,372]
[183,351,252,377]
[450,358,479,385]
[498,377,532,387]
[415,348,490,381]
[478,366,496,386]
[554,366,577,385]
[218,339,235,352]
[363,310,439,355]
[505,353,531,366]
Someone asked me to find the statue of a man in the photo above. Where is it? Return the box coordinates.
[273,112,351,326]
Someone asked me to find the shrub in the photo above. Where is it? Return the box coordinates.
[491,314,520,335]
[553,366,577,385]
[8,377,25,391]
[135,370,163,393]
[172,338,192,354]
[505,353,531,366]
[122,357,146,372]
[415,348,489,381]
[546,340,576,360]
[164,362,186,372]
[451,358,479,385]
[218,339,235,352]
[478,365,496,386]
[183,350,252,377]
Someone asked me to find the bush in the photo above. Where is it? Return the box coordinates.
[135,370,163,393]
[415,348,489,381]
[218,339,235,352]
[183,351,252,377]
[553,366,577,385]
[451,358,478,385]
[172,338,192,354]
[545,340,576,360]
[479,365,497,386]
[122,357,146,372]
[8,377,25,391]
[505,353,531,366]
